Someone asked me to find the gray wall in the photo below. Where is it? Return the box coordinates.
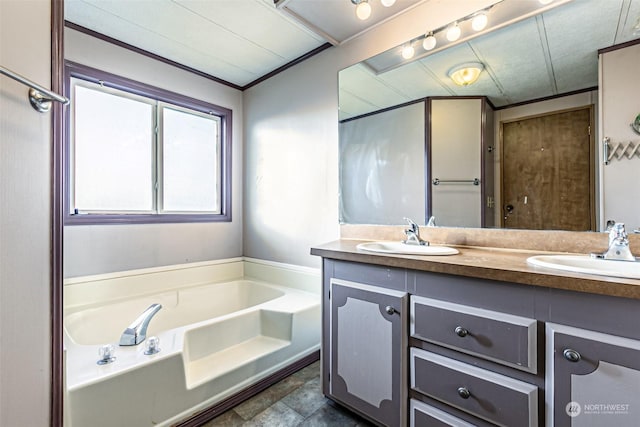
[64,28,244,278]
[0,1,51,425]
[243,0,499,268]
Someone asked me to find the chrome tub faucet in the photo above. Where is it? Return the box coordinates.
[591,223,636,262]
[119,303,162,346]
[403,217,428,246]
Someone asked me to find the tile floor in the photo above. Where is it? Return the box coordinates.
[202,360,374,426]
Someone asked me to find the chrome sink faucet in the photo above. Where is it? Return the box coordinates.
[403,217,428,246]
[591,223,636,262]
[119,303,162,346]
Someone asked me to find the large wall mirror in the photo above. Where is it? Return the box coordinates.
[338,0,640,230]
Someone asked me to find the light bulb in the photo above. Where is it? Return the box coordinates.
[423,33,436,51]
[472,13,488,31]
[381,0,396,6]
[355,0,371,20]
[401,44,415,60]
[446,22,461,42]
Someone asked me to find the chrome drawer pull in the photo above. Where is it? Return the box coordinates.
[563,348,581,363]
[457,387,471,399]
[385,306,395,315]
[454,326,469,337]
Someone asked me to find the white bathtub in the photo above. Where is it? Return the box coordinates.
[64,263,320,427]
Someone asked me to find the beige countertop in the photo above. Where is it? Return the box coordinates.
[310,239,640,300]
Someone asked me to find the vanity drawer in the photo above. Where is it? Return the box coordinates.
[411,296,537,372]
[410,348,538,427]
[410,399,478,427]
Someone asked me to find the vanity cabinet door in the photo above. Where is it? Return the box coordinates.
[329,278,407,427]
[547,323,640,427]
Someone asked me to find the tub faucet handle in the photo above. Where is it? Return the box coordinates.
[144,336,161,355]
[97,344,116,365]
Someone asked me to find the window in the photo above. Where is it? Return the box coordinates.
[64,62,231,224]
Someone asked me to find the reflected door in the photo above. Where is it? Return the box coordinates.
[501,107,594,230]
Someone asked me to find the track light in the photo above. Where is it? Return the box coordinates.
[352,0,396,20]
[446,22,461,41]
[401,44,415,59]
[471,12,488,31]
[352,0,372,20]
[422,32,436,51]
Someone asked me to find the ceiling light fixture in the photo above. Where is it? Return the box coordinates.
[352,0,372,20]
[352,0,395,21]
[448,62,484,86]
[401,44,415,60]
[422,32,436,51]
[446,22,461,41]
[471,12,488,31]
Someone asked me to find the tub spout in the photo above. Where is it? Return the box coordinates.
[119,303,162,346]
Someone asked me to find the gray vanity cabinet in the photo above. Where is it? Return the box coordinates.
[315,255,640,427]
[546,323,640,427]
[328,277,407,427]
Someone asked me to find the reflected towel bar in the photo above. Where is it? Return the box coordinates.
[1,65,69,113]
[432,178,480,186]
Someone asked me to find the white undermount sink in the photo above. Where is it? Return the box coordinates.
[527,255,640,280]
[356,241,459,256]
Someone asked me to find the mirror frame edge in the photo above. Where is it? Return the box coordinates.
[51,0,65,425]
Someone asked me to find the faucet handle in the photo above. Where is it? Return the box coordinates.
[403,217,419,233]
[610,223,628,242]
[97,344,116,365]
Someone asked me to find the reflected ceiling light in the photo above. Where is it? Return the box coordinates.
[471,12,488,31]
[539,0,554,4]
[381,0,396,6]
[446,22,461,41]
[401,44,415,59]
[352,0,372,20]
[448,62,484,86]
[422,32,436,50]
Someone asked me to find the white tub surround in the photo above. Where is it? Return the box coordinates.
[63,258,320,427]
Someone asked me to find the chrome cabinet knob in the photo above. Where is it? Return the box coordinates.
[457,387,471,399]
[385,306,395,315]
[563,348,581,363]
[455,326,469,337]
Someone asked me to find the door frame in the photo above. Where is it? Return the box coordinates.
[498,105,596,230]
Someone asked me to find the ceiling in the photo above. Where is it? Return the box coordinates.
[64,0,426,88]
[339,0,640,120]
